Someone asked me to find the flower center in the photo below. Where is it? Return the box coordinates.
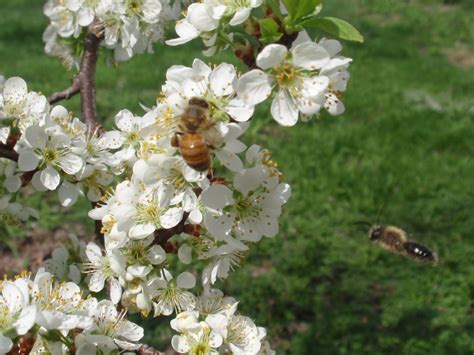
[136,202,161,226]
[126,0,143,15]
[190,341,211,355]
[274,64,298,87]
[42,148,58,163]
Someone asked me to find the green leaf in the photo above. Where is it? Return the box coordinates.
[282,0,298,19]
[303,17,364,42]
[259,18,283,44]
[294,0,321,22]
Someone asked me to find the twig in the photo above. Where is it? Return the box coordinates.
[136,345,165,355]
[47,76,80,104]
[0,144,19,161]
[79,20,103,131]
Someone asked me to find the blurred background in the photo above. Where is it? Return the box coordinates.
[1,0,474,353]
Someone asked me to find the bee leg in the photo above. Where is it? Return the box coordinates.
[171,133,180,148]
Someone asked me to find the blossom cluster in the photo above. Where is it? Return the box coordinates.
[170,289,274,354]
[85,59,291,321]
[167,0,262,55]
[43,0,180,67]
[0,266,143,354]
[0,0,360,351]
[0,76,122,213]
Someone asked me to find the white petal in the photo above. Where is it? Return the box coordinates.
[109,278,122,304]
[325,92,345,115]
[3,176,22,193]
[236,69,272,105]
[292,42,330,70]
[171,335,191,353]
[178,244,192,264]
[256,44,287,70]
[59,153,83,174]
[187,3,218,32]
[148,245,166,265]
[89,272,106,292]
[225,98,254,122]
[58,181,79,207]
[18,150,40,171]
[161,207,183,229]
[25,125,47,149]
[101,130,125,149]
[4,77,27,105]
[210,63,236,97]
[166,20,200,46]
[215,150,243,172]
[270,90,299,126]
[40,166,61,190]
[129,223,156,239]
[234,166,266,195]
[86,242,103,264]
[204,212,233,239]
[177,272,196,289]
[77,7,94,26]
[0,334,13,353]
[115,109,134,132]
[201,185,234,210]
[230,8,251,26]
[15,305,37,335]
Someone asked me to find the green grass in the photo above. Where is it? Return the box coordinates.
[1,0,474,353]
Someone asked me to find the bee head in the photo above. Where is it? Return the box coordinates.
[369,225,384,241]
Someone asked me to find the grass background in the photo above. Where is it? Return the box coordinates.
[1,0,474,353]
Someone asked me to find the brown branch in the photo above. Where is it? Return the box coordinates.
[153,212,201,249]
[79,21,103,132]
[47,75,80,104]
[0,144,19,161]
[136,345,165,355]
[47,20,103,134]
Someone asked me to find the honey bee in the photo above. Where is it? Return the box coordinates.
[355,207,438,265]
[171,97,221,172]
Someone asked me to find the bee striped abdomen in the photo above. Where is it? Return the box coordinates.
[179,133,210,171]
[403,241,437,264]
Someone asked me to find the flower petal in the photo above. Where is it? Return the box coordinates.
[256,44,287,70]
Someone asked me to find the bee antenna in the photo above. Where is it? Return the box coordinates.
[376,203,384,225]
[352,221,372,228]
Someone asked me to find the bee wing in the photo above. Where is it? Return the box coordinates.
[202,124,224,147]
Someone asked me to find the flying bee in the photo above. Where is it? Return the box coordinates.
[355,206,438,265]
[171,97,222,172]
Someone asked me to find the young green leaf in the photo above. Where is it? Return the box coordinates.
[294,0,322,23]
[303,17,364,42]
[259,18,283,44]
[282,0,298,19]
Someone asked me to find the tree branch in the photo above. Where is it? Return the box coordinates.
[0,144,19,161]
[136,345,165,355]
[79,21,103,132]
[47,75,80,104]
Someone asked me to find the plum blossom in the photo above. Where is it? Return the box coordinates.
[167,0,263,54]
[237,33,352,125]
